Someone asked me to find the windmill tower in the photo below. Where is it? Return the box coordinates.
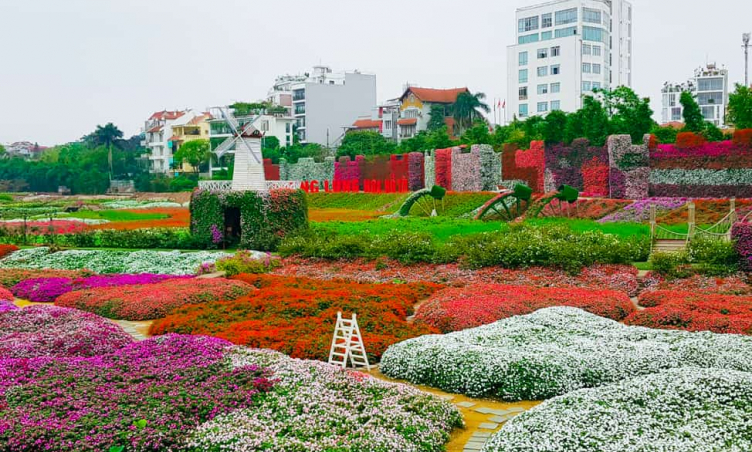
[210,106,267,191]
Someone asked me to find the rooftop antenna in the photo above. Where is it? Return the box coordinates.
[743,33,751,86]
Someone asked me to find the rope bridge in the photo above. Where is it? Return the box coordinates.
[650,199,738,254]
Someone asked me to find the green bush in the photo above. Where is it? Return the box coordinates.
[215,250,281,276]
[650,251,693,279]
[688,238,739,276]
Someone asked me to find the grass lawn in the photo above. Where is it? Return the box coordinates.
[311,217,508,243]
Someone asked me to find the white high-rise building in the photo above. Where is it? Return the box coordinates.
[661,64,729,127]
[506,0,633,121]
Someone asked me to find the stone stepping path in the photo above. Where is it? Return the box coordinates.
[112,319,153,341]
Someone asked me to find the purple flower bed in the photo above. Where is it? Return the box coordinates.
[599,198,689,223]
[733,222,752,273]
[0,334,275,451]
[0,300,17,313]
[0,305,134,359]
[650,184,752,198]
[653,141,740,159]
[11,273,192,302]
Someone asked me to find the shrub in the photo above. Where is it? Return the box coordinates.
[150,274,441,362]
[732,128,752,147]
[675,131,707,149]
[215,250,281,277]
[0,305,134,358]
[414,284,635,332]
[55,278,254,320]
[688,237,739,275]
[649,251,692,279]
[380,307,752,401]
[0,335,274,452]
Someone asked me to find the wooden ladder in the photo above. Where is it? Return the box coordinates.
[328,312,371,370]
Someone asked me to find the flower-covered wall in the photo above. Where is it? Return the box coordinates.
[545,139,608,193]
[607,134,650,199]
[732,222,752,273]
[280,157,335,184]
[451,147,482,192]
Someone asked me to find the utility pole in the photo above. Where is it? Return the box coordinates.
[744,33,751,87]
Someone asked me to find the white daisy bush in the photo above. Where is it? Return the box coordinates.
[0,247,233,275]
[380,307,752,401]
[188,348,463,452]
[483,367,752,452]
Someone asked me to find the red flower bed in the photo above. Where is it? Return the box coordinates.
[627,290,752,334]
[0,287,12,301]
[91,208,190,230]
[55,278,253,320]
[582,157,609,196]
[641,273,752,295]
[149,274,441,362]
[675,132,707,149]
[414,284,635,332]
[435,148,453,189]
[275,258,642,296]
[0,244,19,259]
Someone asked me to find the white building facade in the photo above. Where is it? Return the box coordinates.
[142,110,187,174]
[268,66,377,147]
[661,64,729,127]
[506,0,633,121]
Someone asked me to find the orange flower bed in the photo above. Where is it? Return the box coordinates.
[149,274,441,362]
[308,208,385,222]
[0,244,19,259]
[90,208,190,230]
[658,199,752,226]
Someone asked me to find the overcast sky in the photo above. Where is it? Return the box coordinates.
[1,0,750,145]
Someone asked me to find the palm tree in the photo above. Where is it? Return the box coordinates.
[452,92,491,134]
[84,123,123,181]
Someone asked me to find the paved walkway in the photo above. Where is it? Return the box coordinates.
[113,319,153,341]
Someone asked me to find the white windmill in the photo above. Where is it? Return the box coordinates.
[211,106,267,191]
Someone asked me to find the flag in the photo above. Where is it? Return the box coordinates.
[502,100,506,109]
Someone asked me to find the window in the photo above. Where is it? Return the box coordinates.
[582,63,592,73]
[518,33,540,44]
[404,109,419,118]
[555,26,577,38]
[519,104,529,117]
[538,48,548,59]
[551,65,560,75]
[385,120,392,130]
[698,78,724,91]
[669,93,677,106]
[537,84,548,95]
[518,16,539,33]
[702,106,716,119]
[519,86,528,100]
[555,8,578,25]
[698,92,724,105]
[583,7,602,24]
[542,13,552,28]
[551,82,561,93]
[285,123,290,133]
[583,26,606,43]
[519,69,528,83]
[582,81,592,92]
[592,45,602,56]
[593,64,601,74]
[551,46,560,57]
[671,107,682,121]
[582,43,592,55]
[519,51,528,66]
[537,66,548,77]
[541,31,553,41]
[551,100,561,111]
[592,82,601,90]
[537,102,549,113]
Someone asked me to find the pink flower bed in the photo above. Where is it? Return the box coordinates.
[0,305,134,358]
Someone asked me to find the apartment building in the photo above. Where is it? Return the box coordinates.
[507,0,633,121]
[267,66,377,146]
[661,63,730,127]
[142,110,186,174]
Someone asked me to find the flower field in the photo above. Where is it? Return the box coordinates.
[381,307,752,400]
[150,274,441,361]
[55,278,254,320]
[482,367,752,452]
[11,273,191,302]
[414,284,635,332]
[0,268,92,288]
[0,247,232,274]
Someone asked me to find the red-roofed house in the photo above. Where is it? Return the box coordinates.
[397,86,469,142]
[142,109,188,174]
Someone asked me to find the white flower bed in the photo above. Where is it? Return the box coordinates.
[101,200,186,209]
[380,307,752,401]
[188,348,462,451]
[483,367,752,452]
[0,247,234,275]
[0,217,110,225]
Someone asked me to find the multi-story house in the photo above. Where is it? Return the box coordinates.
[348,100,401,142]
[507,0,633,121]
[396,87,468,141]
[142,110,186,174]
[268,66,377,146]
[661,63,729,127]
[169,112,212,173]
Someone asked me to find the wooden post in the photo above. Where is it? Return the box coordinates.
[688,202,696,240]
[649,204,656,240]
[730,198,738,224]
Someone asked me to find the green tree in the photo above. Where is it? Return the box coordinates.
[427,104,447,132]
[262,136,282,163]
[84,123,124,148]
[398,132,431,153]
[727,84,752,129]
[281,143,328,163]
[428,127,457,149]
[650,125,679,144]
[452,91,490,134]
[460,122,492,145]
[543,110,568,144]
[601,87,655,143]
[680,91,706,133]
[0,144,5,159]
[173,139,210,173]
[566,96,609,146]
[336,131,396,159]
